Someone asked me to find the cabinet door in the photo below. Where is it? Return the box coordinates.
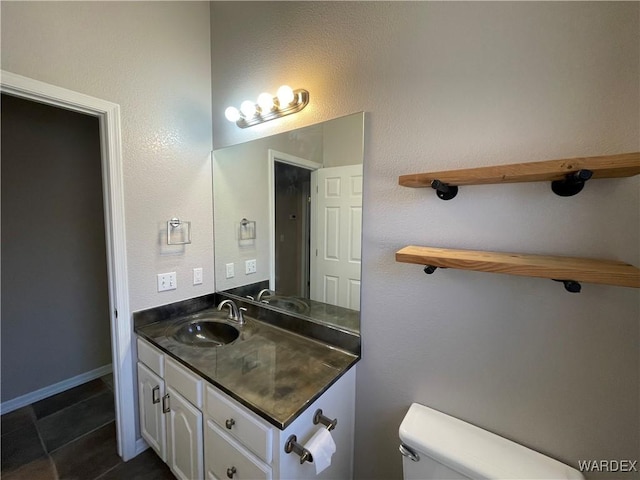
[205,419,272,480]
[166,387,204,480]
[137,362,166,462]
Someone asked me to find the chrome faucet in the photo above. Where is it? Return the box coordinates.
[217,299,246,325]
[257,289,274,302]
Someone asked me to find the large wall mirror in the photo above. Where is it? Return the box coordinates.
[213,112,364,334]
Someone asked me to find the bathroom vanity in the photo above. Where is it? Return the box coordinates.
[134,294,359,480]
[133,112,365,479]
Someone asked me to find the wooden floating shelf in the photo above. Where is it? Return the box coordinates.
[396,246,640,289]
[399,152,640,188]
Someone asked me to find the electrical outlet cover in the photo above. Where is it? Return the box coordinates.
[245,259,257,274]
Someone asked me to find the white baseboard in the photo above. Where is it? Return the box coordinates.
[1,363,113,415]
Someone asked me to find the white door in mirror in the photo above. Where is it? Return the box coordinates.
[311,165,362,310]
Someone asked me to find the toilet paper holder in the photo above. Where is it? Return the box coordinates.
[284,409,338,464]
[284,435,313,464]
[313,409,337,431]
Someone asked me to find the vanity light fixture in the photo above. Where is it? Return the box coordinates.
[224,85,309,128]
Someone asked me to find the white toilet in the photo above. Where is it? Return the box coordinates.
[399,403,584,480]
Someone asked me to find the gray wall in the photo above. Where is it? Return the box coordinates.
[210,3,639,479]
[1,94,112,401]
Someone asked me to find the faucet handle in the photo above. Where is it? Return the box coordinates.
[238,307,247,325]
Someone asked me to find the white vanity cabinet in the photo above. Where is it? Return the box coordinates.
[203,368,356,480]
[164,357,204,480]
[137,338,204,480]
[137,361,167,461]
[137,336,356,480]
[204,385,274,480]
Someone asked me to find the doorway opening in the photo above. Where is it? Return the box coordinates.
[0,71,136,461]
[268,150,322,296]
[274,161,312,297]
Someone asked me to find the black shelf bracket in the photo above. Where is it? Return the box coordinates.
[431,179,458,200]
[551,169,593,197]
[553,279,582,293]
[423,267,582,293]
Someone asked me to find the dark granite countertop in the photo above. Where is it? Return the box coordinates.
[135,306,358,430]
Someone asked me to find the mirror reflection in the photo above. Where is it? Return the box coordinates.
[213,112,364,333]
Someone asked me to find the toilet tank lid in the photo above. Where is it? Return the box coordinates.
[399,403,584,480]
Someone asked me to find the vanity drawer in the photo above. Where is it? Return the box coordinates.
[137,337,164,377]
[165,356,203,408]
[205,385,273,464]
[205,419,272,480]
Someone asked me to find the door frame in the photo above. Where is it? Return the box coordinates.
[267,149,322,291]
[0,71,138,460]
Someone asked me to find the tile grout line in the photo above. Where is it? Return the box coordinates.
[34,384,112,424]
[1,378,116,479]
[32,406,60,480]
[93,460,122,480]
[52,419,123,480]
[46,418,117,455]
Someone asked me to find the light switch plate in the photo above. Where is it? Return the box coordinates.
[157,272,177,292]
[226,263,234,279]
[193,267,203,285]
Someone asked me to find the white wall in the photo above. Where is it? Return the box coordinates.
[211,3,639,479]
[322,113,364,168]
[213,139,275,291]
[1,1,214,313]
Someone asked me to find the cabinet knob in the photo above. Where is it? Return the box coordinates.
[225,418,235,429]
[226,466,237,478]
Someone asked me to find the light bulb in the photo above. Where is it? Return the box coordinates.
[277,85,295,106]
[224,106,240,122]
[257,92,275,113]
[240,100,257,118]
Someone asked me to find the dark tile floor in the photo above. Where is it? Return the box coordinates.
[1,375,174,479]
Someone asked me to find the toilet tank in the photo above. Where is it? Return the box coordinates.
[399,403,584,480]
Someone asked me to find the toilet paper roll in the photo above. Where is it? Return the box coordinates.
[304,427,336,475]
